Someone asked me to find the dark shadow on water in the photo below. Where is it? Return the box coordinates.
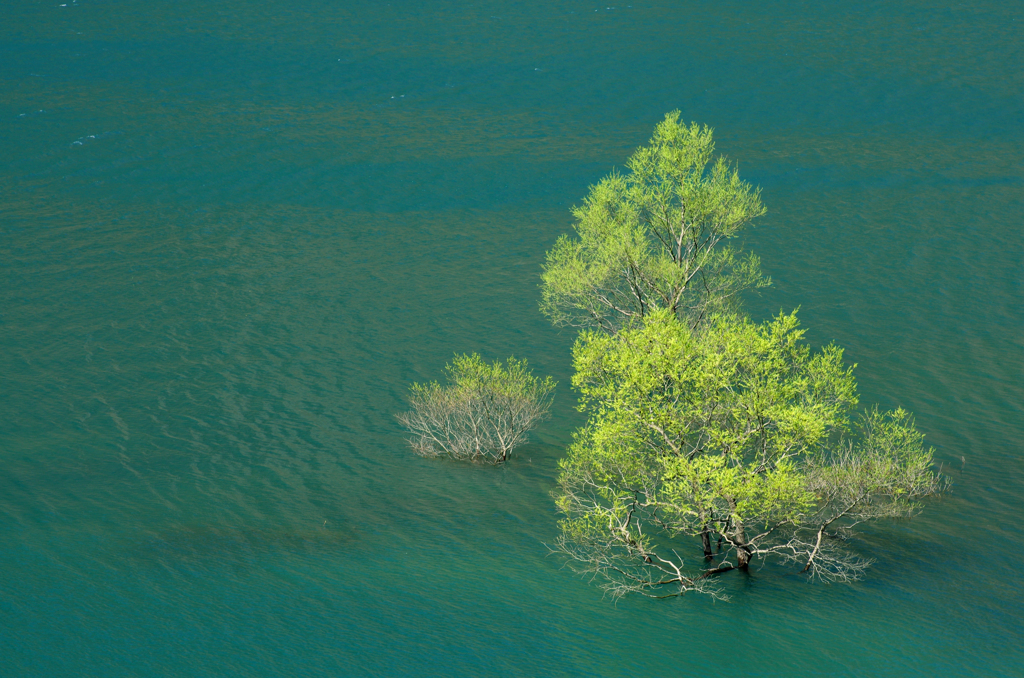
[118,522,361,569]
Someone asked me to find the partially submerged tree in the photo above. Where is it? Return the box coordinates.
[397,354,555,464]
[541,111,768,333]
[553,310,944,599]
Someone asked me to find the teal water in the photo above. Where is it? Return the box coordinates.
[2,1,1023,675]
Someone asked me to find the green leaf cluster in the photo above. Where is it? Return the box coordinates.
[564,308,853,508]
[554,309,944,596]
[541,111,768,332]
[410,354,555,409]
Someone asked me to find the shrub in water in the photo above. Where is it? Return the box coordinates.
[397,354,555,464]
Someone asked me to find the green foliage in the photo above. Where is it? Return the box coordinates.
[553,310,944,598]
[541,111,768,332]
[542,111,944,601]
[397,354,555,464]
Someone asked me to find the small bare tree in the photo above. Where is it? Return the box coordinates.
[397,354,555,464]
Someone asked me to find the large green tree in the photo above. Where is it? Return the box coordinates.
[553,310,944,599]
[541,111,768,333]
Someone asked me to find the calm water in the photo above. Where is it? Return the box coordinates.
[2,1,1023,675]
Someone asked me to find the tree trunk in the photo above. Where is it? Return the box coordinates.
[728,499,752,570]
[735,533,751,569]
[701,526,713,560]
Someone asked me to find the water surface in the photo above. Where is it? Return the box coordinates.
[2,1,1023,675]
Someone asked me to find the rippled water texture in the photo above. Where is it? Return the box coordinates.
[2,1,1023,675]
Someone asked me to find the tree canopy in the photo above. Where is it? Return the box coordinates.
[540,111,768,333]
[553,310,944,599]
